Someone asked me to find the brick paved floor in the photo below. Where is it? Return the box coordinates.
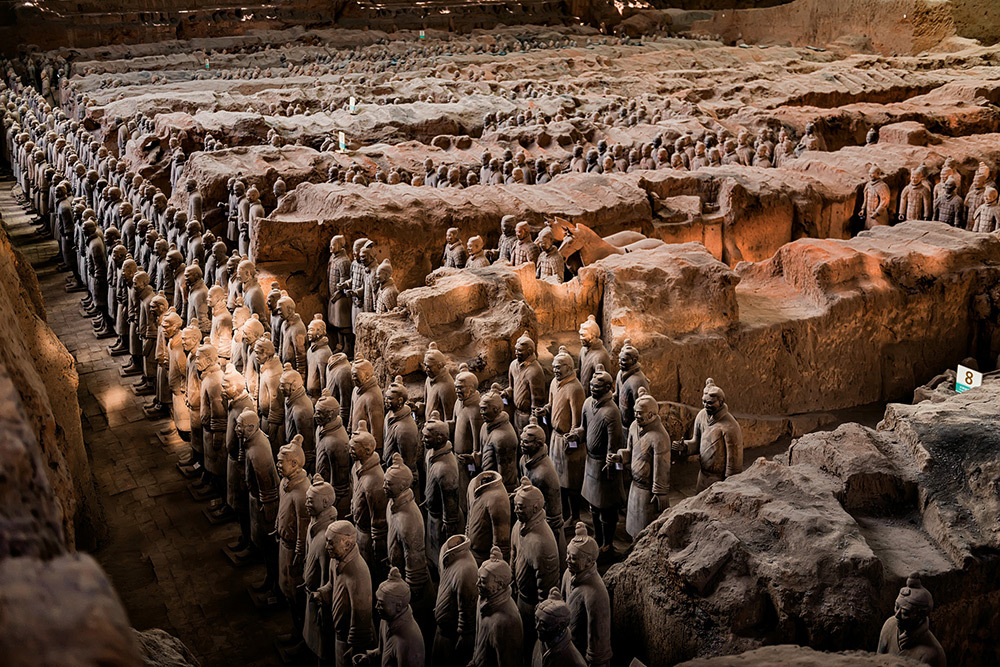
[1,180,292,667]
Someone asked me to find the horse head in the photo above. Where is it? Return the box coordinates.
[549,217,585,259]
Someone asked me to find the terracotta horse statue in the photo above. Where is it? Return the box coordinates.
[546,217,663,274]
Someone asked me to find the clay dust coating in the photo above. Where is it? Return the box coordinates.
[4,4,1000,667]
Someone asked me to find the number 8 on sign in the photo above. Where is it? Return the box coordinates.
[955,364,982,393]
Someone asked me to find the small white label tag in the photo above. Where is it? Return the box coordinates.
[956,364,982,393]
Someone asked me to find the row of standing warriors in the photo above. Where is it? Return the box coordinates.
[860,161,1000,233]
[4,81,750,667]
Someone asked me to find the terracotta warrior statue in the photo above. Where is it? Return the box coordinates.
[466,470,511,564]
[350,358,385,453]
[132,273,159,395]
[972,186,1000,234]
[302,475,338,664]
[273,178,288,210]
[615,339,649,428]
[278,293,307,373]
[350,420,388,578]
[185,264,211,335]
[422,342,456,421]
[164,309,191,434]
[533,588,587,667]
[346,237,370,333]
[466,235,490,268]
[199,344,228,505]
[373,259,398,313]
[876,574,946,666]
[280,363,315,471]
[965,163,992,230]
[520,416,567,569]
[471,546,523,667]
[208,285,233,365]
[275,436,310,649]
[505,333,546,434]
[432,534,478,665]
[561,523,611,667]
[109,256,136,356]
[511,477,561,663]
[451,363,483,509]
[327,234,353,353]
[383,376,420,492]
[149,308,181,419]
[423,410,462,569]
[226,253,243,310]
[384,452,436,638]
[859,165,891,229]
[326,350,353,426]
[305,314,332,400]
[318,520,375,665]
[205,241,228,289]
[179,325,204,476]
[536,227,565,283]
[569,364,624,559]
[795,121,826,154]
[898,166,932,222]
[353,567,425,667]
[488,214,518,264]
[237,408,280,601]
[223,366,255,555]
[671,378,743,492]
[255,336,285,457]
[359,241,378,314]
[229,299,250,373]
[475,383,520,494]
[268,284,284,352]
[245,186,264,253]
[511,220,540,267]
[608,387,670,540]
[313,390,352,520]
[578,316,613,397]
[933,177,965,228]
[237,258,268,324]
[539,345,585,528]
[442,226,468,269]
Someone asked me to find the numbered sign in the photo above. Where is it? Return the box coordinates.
[419,29,426,40]
[349,96,356,114]
[956,364,982,393]
[204,59,210,70]
[338,131,347,152]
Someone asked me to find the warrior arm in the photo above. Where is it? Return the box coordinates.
[724,426,744,478]
[209,385,227,431]
[441,468,461,535]
[268,386,284,425]
[535,547,560,604]
[491,505,510,560]
[651,437,671,498]
[295,495,310,559]
[528,367,546,409]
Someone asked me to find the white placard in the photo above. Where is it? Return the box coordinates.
[956,364,982,393]
[349,96,356,114]
[338,131,346,152]
[419,29,426,40]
